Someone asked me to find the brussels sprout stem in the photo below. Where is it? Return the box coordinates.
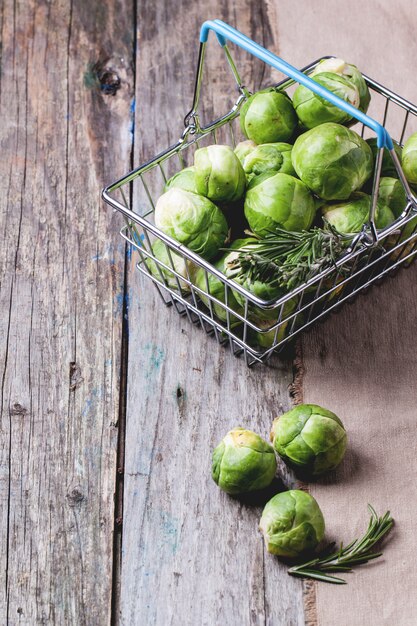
[288,505,394,584]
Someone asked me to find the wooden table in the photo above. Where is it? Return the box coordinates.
[2,2,416,625]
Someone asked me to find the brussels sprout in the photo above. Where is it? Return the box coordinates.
[240,88,298,144]
[402,132,417,185]
[292,123,373,200]
[222,239,299,343]
[212,428,277,495]
[377,177,407,218]
[322,192,395,233]
[155,188,228,260]
[312,58,371,113]
[164,166,198,194]
[229,261,283,305]
[248,299,297,349]
[366,138,402,179]
[147,239,192,292]
[270,404,347,475]
[395,215,417,257]
[194,145,246,203]
[244,172,316,235]
[238,142,296,181]
[293,72,360,129]
[193,241,247,323]
[234,140,257,163]
[259,490,325,557]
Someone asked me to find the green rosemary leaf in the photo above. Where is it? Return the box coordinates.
[288,568,347,585]
[286,506,394,585]
[233,223,354,292]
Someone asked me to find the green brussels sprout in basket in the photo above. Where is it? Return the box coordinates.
[366,138,403,179]
[291,122,374,200]
[311,57,371,113]
[259,490,325,558]
[244,172,316,235]
[270,404,347,476]
[247,298,298,350]
[192,240,249,324]
[293,72,360,129]
[212,428,277,495]
[154,188,228,261]
[402,132,417,185]
[147,239,192,293]
[377,177,407,218]
[240,88,298,144]
[229,257,283,306]
[222,238,299,348]
[321,192,395,234]
[194,145,246,203]
[236,142,296,181]
[234,139,257,162]
[164,166,198,194]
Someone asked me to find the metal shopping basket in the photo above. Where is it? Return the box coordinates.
[102,20,417,366]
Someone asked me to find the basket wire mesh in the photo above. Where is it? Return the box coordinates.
[103,22,417,366]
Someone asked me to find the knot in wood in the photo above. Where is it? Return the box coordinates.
[10,403,27,416]
[66,489,86,507]
[69,362,83,391]
[98,67,121,95]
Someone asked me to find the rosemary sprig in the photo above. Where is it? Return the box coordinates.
[228,223,353,291]
[288,505,394,585]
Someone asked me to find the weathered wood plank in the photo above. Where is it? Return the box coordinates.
[0,1,133,623]
[120,3,305,625]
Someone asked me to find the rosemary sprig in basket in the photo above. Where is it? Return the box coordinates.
[227,223,354,291]
[288,506,394,584]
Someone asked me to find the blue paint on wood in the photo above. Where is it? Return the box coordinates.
[81,387,104,418]
[158,511,179,555]
[130,97,136,139]
[143,343,165,378]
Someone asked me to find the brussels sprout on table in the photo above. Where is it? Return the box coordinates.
[293,72,360,130]
[240,88,298,144]
[244,172,316,235]
[322,192,395,234]
[259,490,325,558]
[154,188,228,261]
[311,57,371,113]
[270,404,347,476]
[212,428,277,495]
[292,122,373,200]
[377,177,407,218]
[237,142,296,181]
[164,166,198,194]
[366,138,403,179]
[194,145,246,203]
[402,131,417,185]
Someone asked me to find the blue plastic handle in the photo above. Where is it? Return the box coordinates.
[200,19,393,149]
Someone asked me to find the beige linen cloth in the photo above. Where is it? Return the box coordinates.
[269,3,417,624]
[300,266,417,626]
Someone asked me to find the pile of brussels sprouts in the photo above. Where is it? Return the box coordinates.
[152,58,417,337]
[212,403,347,558]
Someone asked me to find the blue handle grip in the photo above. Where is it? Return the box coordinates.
[200,19,393,149]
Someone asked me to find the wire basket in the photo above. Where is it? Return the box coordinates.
[102,20,417,366]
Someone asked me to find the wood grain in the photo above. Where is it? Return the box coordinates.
[0,1,133,623]
[119,2,305,625]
